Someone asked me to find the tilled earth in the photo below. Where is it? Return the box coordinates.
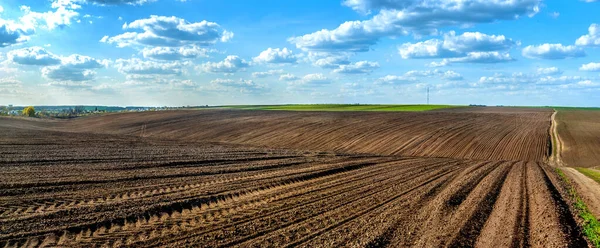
[555,110,600,168]
[0,109,590,247]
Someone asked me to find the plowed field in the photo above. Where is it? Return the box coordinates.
[555,110,600,168]
[62,110,552,162]
[0,108,589,247]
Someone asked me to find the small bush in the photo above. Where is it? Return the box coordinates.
[23,106,36,117]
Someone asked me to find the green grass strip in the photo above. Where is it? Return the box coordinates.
[556,168,600,247]
[576,168,600,184]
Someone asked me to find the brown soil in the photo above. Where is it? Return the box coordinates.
[0,109,587,247]
[56,109,553,162]
[555,110,600,168]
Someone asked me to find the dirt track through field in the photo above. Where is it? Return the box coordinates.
[0,108,588,247]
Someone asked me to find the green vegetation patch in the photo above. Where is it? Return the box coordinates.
[553,107,600,111]
[576,168,600,184]
[556,168,600,247]
[219,104,462,112]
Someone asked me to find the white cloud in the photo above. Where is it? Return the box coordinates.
[42,54,106,81]
[287,73,331,92]
[141,46,212,60]
[0,18,34,47]
[299,73,329,85]
[580,62,600,72]
[562,80,600,89]
[279,73,299,81]
[252,69,285,78]
[210,78,267,93]
[200,55,250,73]
[399,31,517,59]
[405,69,464,81]
[576,24,600,47]
[308,52,351,69]
[377,75,419,85]
[522,43,586,59]
[536,67,562,75]
[289,0,540,52]
[333,61,379,74]
[430,52,514,67]
[478,72,584,86]
[43,67,97,81]
[253,47,297,64]
[7,47,62,66]
[538,75,585,85]
[20,3,80,30]
[115,58,184,75]
[101,15,233,47]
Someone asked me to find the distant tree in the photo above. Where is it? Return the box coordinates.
[23,106,36,117]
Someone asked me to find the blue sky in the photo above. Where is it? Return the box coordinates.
[0,0,599,107]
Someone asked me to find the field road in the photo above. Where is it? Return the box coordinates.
[551,109,600,223]
[562,168,600,217]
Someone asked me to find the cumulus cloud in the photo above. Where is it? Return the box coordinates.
[42,54,106,81]
[298,73,330,85]
[279,73,299,81]
[576,24,600,47]
[252,69,285,78]
[210,78,267,93]
[536,67,562,75]
[286,73,331,92]
[376,75,419,85]
[405,69,464,81]
[253,48,298,64]
[561,80,600,89]
[20,3,80,30]
[399,31,517,59]
[101,15,233,47]
[478,72,584,87]
[0,19,34,47]
[200,55,250,73]
[289,0,540,52]
[430,52,514,66]
[43,68,97,81]
[333,61,379,74]
[580,62,600,72]
[141,46,212,60]
[7,47,62,66]
[115,58,184,75]
[522,43,586,60]
[309,52,351,69]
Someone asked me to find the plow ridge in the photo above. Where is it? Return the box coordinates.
[448,162,514,247]
[538,164,587,247]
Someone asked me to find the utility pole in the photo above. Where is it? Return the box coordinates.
[427,86,430,105]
